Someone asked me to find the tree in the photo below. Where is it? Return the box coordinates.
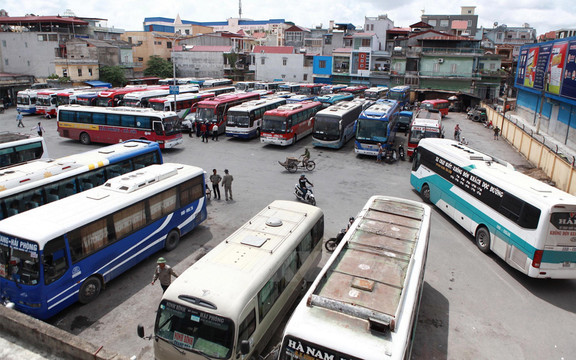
[144,55,173,78]
[99,65,127,87]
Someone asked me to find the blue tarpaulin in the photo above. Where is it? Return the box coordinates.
[85,81,112,88]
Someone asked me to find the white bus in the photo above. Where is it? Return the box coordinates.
[0,163,208,319]
[279,195,431,360]
[364,86,389,100]
[0,132,49,169]
[139,200,324,360]
[311,100,364,149]
[121,86,199,108]
[16,89,39,114]
[225,98,287,139]
[411,138,576,279]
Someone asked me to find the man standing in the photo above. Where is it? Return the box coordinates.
[212,123,219,141]
[222,169,234,201]
[16,111,24,128]
[201,122,208,142]
[209,169,222,200]
[151,257,178,293]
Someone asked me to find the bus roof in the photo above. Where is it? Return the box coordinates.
[360,101,398,118]
[316,100,363,117]
[0,132,34,144]
[390,85,411,92]
[58,105,177,117]
[0,163,203,247]
[267,101,321,115]
[148,92,214,103]
[227,97,286,112]
[165,200,322,318]
[197,92,260,106]
[414,109,442,121]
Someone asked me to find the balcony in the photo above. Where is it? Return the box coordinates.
[54,58,99,65]
[418,70,481,79]
[421,47,483,56]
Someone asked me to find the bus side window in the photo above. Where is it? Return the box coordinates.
[412,150,421,171]
[153,121,163,135]
[43,236,68,284]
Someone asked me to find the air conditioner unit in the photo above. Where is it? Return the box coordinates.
[438,58,444,64]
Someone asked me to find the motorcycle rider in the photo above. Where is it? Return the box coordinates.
[298,174,313,199]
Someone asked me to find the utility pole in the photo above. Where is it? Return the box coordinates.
[239,0,242,19]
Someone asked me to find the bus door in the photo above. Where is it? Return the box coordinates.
[153,121,164,137]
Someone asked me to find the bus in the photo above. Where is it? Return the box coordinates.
[260,101,322,146]
[0,163,208,319]
[16,89,39,115]
[95,86,167,107]
[0,132,49,169]
[313,93,354,109]
[235,81,256,92]
[354,99,401,156]
[411,138,576,279]
[340,85,368,97]
[123,85,199,108]
[200,86,235,97]
[140,200,324,360]
[397,110,413,134]
[364,86,389,100]
[406,109,443,160]
[387,85,411,108]
[0,139,162,220]
[148,92,215,118]
[279,83,301,93]
[203,78,233,88]
[312,101,363,149]
[195,92,261,135]
[297,84,323,96]
[225,98,287,139]
[57,105,183,149]
[286,95,315,103]
[421,99,450,117]
[36,89,61,116]
[71,92,99,106]
[279,195,431,360]
[255,81,284,92]
[55,88,96,108]
[319,84,346,95]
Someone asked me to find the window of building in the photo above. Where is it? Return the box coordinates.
[185,29,190,35]
[261,58,265,65]
[27,60,30,67]
[4,59,7,66]
[283,58,287,66]
[440,20,449,27]
[63,68,68,77]
[490,63,496,70]
[137,41,143,46]
[78,68,82,77]
[497,32,503,40]
[428,20,437,26]
[361,38,371,47]
[167,41,172,49]
[433,63,440,73]
[37,34,47,42]
[468,20,473,27]
[88,68,93,76]
[138,57,144,61]
[319,60,326,69]
[48,34,58,42]
[303,74,308,81]
[324,35,332,45]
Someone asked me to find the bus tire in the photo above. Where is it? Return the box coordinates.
[79,276,102,304]
[421,184,431,203]
[305,160,315,171]
[255,128,260,137]
[475,227,491,254]
[80,132,91,145]
[165,229,181,251]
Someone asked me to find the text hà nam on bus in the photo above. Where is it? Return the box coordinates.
[260,101,322,146]
[354,99,401,156]
[57,105,183,149]
[195,92,261,135]
[364,86,389,101]
[0,163,207,320]
[225,98,287,139]
[139,199,324,360]
[0,132,49,169]
[279,195,431,360]
[406,109,443,160]
[410,138,576,279]
[420,99,450,117]
[0,139,162,221]
[387,86,411,108]
[313,93,355,108]
[312,100,363,149]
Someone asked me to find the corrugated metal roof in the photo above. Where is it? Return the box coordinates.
[253,46,294,54]
[187,45,233,52]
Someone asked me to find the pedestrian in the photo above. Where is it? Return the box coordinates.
[16,111,24,128]
[201,122,208,142]
[188,121,194,138]
[222,169,234,201]
[454,124,461,141]
[32,122,45,137]
[209,168,222,200]
[493,126,500,140]
[376,143,383,163]
[196,120,202,137]
[212,123,219,141]
[151,257,178,293]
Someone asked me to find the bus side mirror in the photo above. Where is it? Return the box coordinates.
[137,324,145,338]
[240,340,250,355]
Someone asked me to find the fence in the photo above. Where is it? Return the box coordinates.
[485,104,576,195]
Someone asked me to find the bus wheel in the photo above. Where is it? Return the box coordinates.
[80,132,91,145]
[475,227,491,254]
[79,276,102,304]
[421,184,431,203]
[165,229,181,251]
[293,134,298,144]
[256,128,260,137]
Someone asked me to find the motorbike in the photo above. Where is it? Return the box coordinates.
[398,144,405,161]
[294,184,316,206]
[384,146,398,163]
[325,229,346,252]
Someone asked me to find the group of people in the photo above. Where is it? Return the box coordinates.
[16,111,45,136]
[190,121,220,142]
[209,168,234,201]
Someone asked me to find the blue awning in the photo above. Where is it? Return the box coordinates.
[85,81,112,88]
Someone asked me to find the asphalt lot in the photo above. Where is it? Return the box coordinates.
[1,106,576,360]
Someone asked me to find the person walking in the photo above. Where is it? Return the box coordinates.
[493,126,500,140]
[212,123,219,141]
[209,169,222,200]
[151,257,178,293]
[32,122,45,137]
[454,124,461,141]
[222,169,234,201]
[16,111,24,128]
[201,122,208,143]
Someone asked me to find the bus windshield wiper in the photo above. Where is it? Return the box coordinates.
[187,347,213,360]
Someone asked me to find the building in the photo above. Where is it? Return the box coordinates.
[251,46,313,82]
[172,45,233,79]
[421,6,478,37]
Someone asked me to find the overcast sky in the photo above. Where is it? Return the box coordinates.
[2,0,574,36]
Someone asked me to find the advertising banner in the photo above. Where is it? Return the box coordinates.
[560,40,576,100]
[546,42,568,95]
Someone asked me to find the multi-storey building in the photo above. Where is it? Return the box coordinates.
[421,6,478,37]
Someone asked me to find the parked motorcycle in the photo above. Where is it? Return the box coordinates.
[384,147,398,163]
[294,184,316,206]
[398,144,405,161]
[324,217,354,252]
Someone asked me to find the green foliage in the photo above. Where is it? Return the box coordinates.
[58,76,71,83]
[47,74,59,79]
[99,65,127,87]
[144,56,173,78]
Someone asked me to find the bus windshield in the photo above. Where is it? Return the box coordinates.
[0,236,40,286]
[356,119,388,142]
[226,112,250,127]
[156,300,234,359]
[163,116,181,135]
[37,97,51,106]
[314,115,341,138]
[409,128,440,143]
[387,92,404,101]
[149,102,166,111]
[96,98,112,107]
[196,107,217,123]
[262,116,287,133]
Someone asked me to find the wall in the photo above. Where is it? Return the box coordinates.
[254,53,313,82]
[0,32,60,78]
[172,51,225,78]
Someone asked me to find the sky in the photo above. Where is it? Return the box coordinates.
[2,0,575,36]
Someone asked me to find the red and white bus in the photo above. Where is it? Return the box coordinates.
[260,101,322,146]
[421,99,450,117]
[36,89,62,116]
[340,85,369,97]
[407,109,443,160]
[123,85,199,108]
[148,92,215,118]
[297,83,323,96]
[195,92,260,134]
[95,86,168,107]
[57,105,183,149]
